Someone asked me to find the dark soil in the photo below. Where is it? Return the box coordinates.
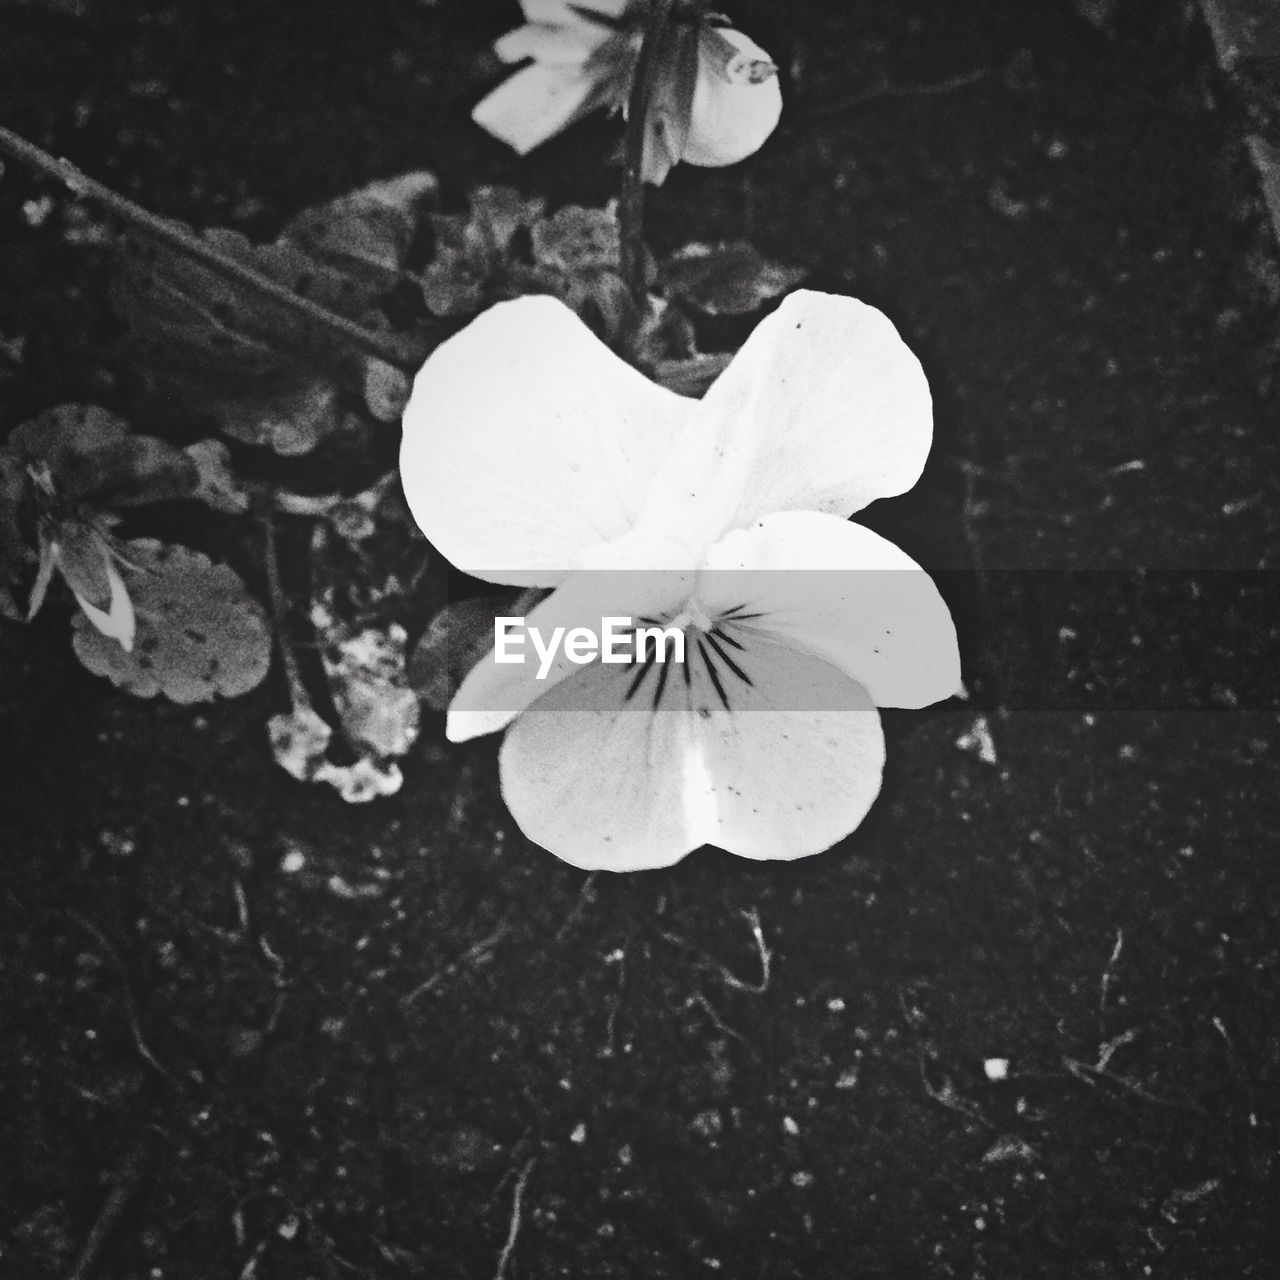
[2,1,1278,1277]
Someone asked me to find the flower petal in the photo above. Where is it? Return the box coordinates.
[700,511,961,709]
[72,558,136,653]
[400,295,695,586]
[447,567,695,743]
[472,63,604,154]
[632,291,932,552]
[495,23,614,66]
[683,27,782,167]
[520,0,630,24]
[499,664,702,871]
[498,632,883,869]
[686,638,885,861]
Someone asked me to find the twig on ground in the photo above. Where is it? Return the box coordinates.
[63,1129,161,1280]
[661,906,773,994]
[724,907,772,994]
[1095,1026,1139,1072]
[800,68,989,125]
[684,992,749,1046]
[917,1055,995,1131]
[553,871,599,943]
[957,458,988,586]
[67,911,178,1086]
[0,123,420,372]
[599,949,625,1059]
[1099,927,1124,1017]
[236,1240,269,1280]
[1061,1053,1208,1116]
[493,1158,535,1280]
[401,923,511,1007]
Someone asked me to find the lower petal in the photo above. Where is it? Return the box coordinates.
[686,636,885,861]
[498,629,884,869]
[500,663,703,871]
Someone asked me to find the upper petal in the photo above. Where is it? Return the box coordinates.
[631,291,932,552]
[700,510,961,709]
[521,0,630,24]
[400,295,695,586]
[494,23,614,67]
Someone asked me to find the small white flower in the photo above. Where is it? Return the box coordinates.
[29,524,136,652]
[400,291,960,870]
[472,0,781,177]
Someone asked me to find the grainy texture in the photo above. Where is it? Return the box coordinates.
[2,1,1278,1278]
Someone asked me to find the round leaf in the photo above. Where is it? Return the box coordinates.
[664,240,807,315]
[72,539,271,702]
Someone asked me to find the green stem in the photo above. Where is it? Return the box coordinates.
[619,0,677,304]
[0,123,420,373]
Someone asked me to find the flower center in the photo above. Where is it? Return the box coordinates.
[623,600,762,712]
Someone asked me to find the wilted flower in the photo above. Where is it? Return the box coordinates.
[472,0,782,181]
[0,405,197,650]
[400,291,960,871]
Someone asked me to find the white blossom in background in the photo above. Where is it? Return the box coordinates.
[472,0,782,178]
[400,291,961,870]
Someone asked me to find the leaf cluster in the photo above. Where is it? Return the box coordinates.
[3,163,805,801]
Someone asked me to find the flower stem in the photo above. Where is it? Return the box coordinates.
[0,123,420,373]
[619,0,677,304]
[260,511,308,711]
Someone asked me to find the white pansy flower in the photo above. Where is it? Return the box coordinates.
[472,0,781,178]
[400,290,961,871]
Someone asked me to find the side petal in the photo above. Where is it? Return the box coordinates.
[400,295,695,586]
[633,291,932,551]
[472,63,604,154]
[700,511,961,709]
[447,567,695,742]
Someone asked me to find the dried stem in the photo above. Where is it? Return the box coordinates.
[493,1159,535,1280]
[67,911,178,1086]
[63,1131,161,1280]
[401,923,511,1007]
[619,0,677,303]
[260,512,308,710]
[0,122,419,372]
